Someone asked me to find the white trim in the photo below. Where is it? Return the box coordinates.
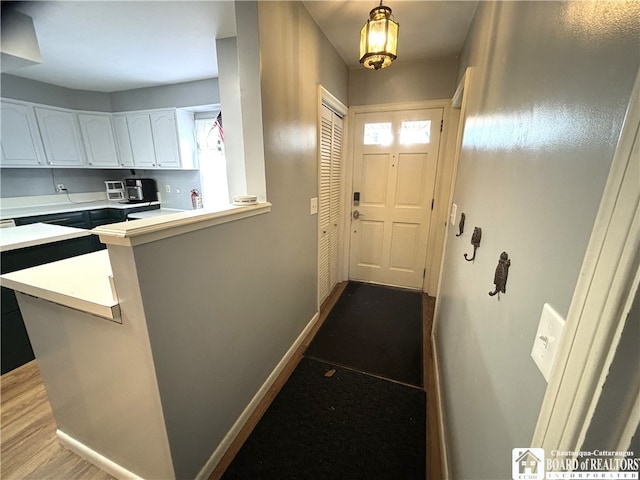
[320,86,348,118]
[431,335,450,479]
[93,203,271,247]
[195,311,321,480]
[532,67,640,451]
[317,86,349,307]
[56,430,146,480]
[348,99,451,115]
[433,67,473,337]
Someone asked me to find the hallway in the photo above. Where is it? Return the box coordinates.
[0,282,441,479]
[219,282,438,479]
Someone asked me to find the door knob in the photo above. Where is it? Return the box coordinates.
[352,210,364,220]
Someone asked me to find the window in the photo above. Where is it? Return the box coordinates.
[195,114,229,208]
[363,122,392,146]
[399,120,431,145]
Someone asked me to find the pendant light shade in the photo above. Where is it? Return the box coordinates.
[359,2,399,70]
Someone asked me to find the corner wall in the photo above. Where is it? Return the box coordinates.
[435,2,640,478]
[134,2,349,478]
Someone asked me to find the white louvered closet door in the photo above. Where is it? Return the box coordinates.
[319,104,344,305]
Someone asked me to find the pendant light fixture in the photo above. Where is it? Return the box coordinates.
[359,1,399,70]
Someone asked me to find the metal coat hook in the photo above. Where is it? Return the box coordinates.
[489,252,511,296]
[464,227,482,261]
[456,212,466,237]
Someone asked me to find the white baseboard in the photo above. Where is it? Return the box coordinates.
[431,334,450,479]
[56,430,145,480]
[195,311,321,480]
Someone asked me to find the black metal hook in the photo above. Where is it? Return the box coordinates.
[464,227,482,262]
[456,212,465,237]
[489,252,511,296]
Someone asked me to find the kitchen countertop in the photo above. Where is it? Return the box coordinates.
[0,250,120,321]
[0,223,92,253]
[127,208,186,219]
[0,200,160,221]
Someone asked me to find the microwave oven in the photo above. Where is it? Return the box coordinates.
[124,178,158,203]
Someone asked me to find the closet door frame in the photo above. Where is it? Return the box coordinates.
[317,86,348,309]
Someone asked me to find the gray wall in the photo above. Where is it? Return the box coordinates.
[1,73,218,112]
[435,2,640,478]
[348,57,458,106]
[109,78,218,112]
[0,167,200,210]
[135,2,349,478]
[1,73,112,111]
[0,168,121,197]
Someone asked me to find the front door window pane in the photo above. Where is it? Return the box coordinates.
[400,120,431,145]
[364,122,392,146]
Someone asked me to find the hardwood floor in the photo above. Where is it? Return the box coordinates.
[423,294,444,480]
[1,283,444,480]
[0,360,114,480]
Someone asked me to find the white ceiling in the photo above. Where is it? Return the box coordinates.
[303,1,478,69]
[2,1,477,94]
[4,1,237,93]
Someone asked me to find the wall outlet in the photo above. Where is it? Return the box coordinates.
[165,185,171,193]
[310,197,318,215]
[56,184,66,193]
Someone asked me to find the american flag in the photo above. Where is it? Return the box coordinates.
[214,111,224,143]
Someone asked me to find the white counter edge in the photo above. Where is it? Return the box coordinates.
[93,202,271,247]
[12,287,121,321]
[1,250,121,322]
[0,228,91,253]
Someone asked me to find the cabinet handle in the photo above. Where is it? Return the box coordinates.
[42,218,70,224]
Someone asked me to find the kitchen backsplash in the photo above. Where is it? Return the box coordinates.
[0,168,202,210]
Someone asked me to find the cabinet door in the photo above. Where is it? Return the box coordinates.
[78,113,119,167]
[127,114,157,167]
[0,101,46,167]
[35,107,86,166]
[150,111,181,168]
[112,115,135,167]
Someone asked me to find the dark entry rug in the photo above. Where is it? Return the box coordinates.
[222,357,425,480]
[306,282,423,387]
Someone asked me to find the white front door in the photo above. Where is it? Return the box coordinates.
[349,108,442,289]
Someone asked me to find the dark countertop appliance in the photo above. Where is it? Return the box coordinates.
[124,178,158,203]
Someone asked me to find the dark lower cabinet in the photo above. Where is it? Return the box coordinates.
[1,310,34,374]
[2,204,160,374]
[1,236,98,375]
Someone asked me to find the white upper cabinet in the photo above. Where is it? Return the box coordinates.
[0,98,197,170]
[150,111,181,168]
[0,101,47,167]
[35,107,86,167]
[112,115,135,167]
[127,110,196,169]
[127,113,157,167]
[77,113,119,167]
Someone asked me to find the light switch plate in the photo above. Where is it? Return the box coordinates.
[310,197,318,215]
[450,203,458,226]
[531,303,566,382]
